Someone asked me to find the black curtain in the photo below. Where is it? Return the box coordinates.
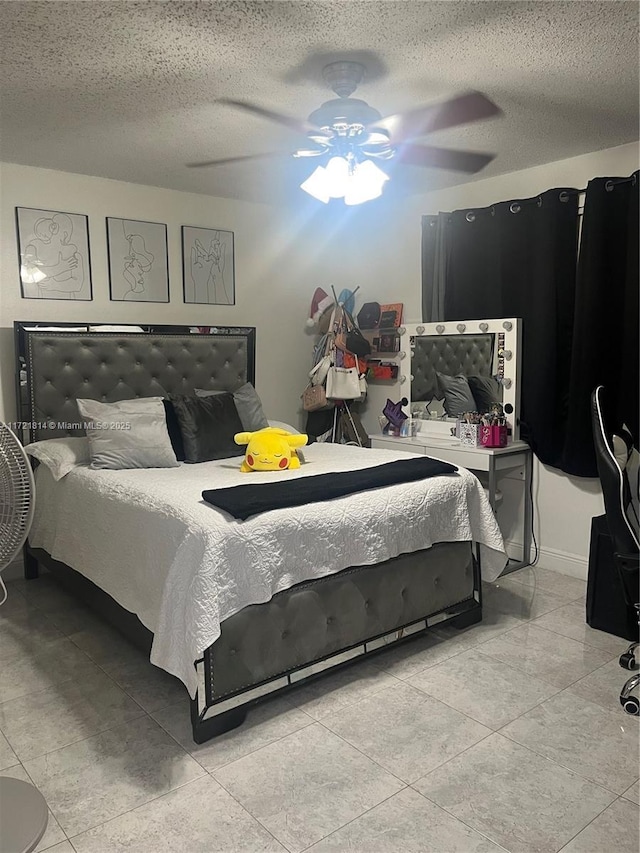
[443,188,580,469]
[421,214,450,322]
[562,173,639,476]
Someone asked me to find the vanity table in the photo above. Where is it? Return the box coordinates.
[369,433,533,573]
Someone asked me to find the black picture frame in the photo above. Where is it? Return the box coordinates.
[181,225,235,305]
[15,206,93,301]
[106,217,169,303]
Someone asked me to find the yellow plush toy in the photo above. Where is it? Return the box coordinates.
[234,428,308,472]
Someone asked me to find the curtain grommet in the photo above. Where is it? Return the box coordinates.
[559,191,570,203]
[536,196,543,207]
[605,180,614,192]
[465,212,476,222]
[510,202,521,214]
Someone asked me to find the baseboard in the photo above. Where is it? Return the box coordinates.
[505,540,588,580]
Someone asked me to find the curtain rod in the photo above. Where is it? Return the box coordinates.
[424,174,637,224]
[560,174,637,201]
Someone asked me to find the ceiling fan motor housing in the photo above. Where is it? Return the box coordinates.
[308,98,383,132]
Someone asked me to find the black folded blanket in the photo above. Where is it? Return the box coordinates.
[202,457,457,520]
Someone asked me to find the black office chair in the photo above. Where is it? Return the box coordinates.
[591,386,640,715]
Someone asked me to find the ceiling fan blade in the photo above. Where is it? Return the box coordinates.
[217,98,330,139]
[394,144,495,173]
[186,151,291,168]
[371,91,501,143]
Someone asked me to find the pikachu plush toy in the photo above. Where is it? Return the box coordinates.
[235,428,308,472]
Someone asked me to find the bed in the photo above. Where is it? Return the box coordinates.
[15,321,507,743]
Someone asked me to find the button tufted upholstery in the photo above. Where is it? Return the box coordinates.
[24,331,252,440]
[412,333,494,402]
[206,541,474,702]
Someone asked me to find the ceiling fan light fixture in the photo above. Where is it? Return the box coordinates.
[300,165,330,203]
[324,155,351,198]
[300,156,389,205]
[344,159,389,205]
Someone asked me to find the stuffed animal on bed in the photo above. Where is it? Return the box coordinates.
[234,428,308,472]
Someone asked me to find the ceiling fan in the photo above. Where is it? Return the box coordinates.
[188,61,502,204]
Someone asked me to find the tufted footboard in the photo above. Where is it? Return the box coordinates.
[193,540,480,742]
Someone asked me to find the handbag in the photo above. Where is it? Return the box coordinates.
[346,326,371,357]
[302,384,329,412]
[358,373,368,401]
[334,306,371,358]
[326,365,362,400]
[309,354,332,386]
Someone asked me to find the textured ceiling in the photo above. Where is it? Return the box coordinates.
[0,1,638,205]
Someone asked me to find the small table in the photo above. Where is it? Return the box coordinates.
[0,777,48,853]
[369,434,533,574]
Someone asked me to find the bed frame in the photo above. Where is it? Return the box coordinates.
[15,321,482,744]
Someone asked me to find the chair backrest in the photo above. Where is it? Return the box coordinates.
[591,386,640,558]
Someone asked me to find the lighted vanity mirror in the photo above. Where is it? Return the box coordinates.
[398,318,522,441]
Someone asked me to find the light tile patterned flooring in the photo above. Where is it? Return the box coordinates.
[0,566,637,853]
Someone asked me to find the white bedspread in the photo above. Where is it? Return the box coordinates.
[29,443,507,696]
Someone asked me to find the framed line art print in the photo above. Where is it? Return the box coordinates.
[16,206,92,300]
[182,225,235,305]
[107,217,169,302]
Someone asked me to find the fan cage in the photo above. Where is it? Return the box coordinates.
[0,423,35,570]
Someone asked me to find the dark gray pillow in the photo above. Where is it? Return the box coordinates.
[435,372,478,417]
[195,382,268,431]
[170,393,244,463]
[467,375,503,414]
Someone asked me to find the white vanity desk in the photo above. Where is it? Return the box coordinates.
[369,433,533,573]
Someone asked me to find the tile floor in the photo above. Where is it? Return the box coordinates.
[0,566,637,853]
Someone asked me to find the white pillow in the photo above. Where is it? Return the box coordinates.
[24,437,91,480]
[77,397,179,470]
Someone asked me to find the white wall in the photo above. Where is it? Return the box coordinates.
[332,141,639,577]
[0,162,348,428]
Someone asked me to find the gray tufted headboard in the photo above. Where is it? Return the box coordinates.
[411,333,495,402]
[15,322,256,442]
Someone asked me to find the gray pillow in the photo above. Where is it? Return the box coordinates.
[195,383,268,431]
[435,372,478,417]
[76,397,179,470]
[467,374,503,413]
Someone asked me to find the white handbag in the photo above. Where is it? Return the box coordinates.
[358,373,368,401]
[326,365,362,400]
[308,307,337,387]
[309,354,332,386]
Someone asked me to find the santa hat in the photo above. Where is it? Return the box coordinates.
[306,287,333,328]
